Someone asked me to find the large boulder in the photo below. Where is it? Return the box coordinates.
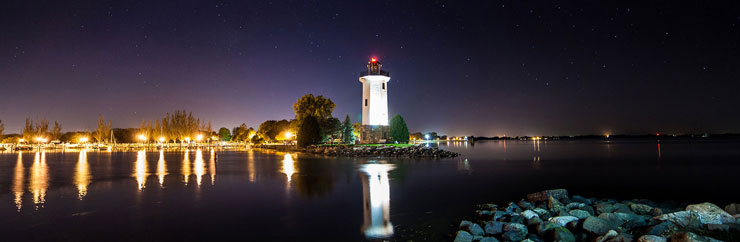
[685,202,736,224]
[582,216,617,235]
[548,227,575,242]
[548,216,579,227]
[502,223,528,241]
[527,189,569,202]
[644,221,678,236]
[654,211,703,228]
[548,196,565,212]
[595,202,617,214]
[454,230,473,242]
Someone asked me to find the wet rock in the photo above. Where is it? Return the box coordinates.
[502,223,528,241]
[484,221,504,235]
[460,220,474,229]
[612,203,633,214]
[478,210,494,218]
[493,211,508,221]
[526,189,569,202]
[511,215,525,224]
[527,216,543,227]
[548,227,575,242]
[527,233,543,242]
[521,210,538,220]
[480,237,500,242]
[565,202,586,210]
[533,208,551,218]
[724,203,739,215]
[654,211,703,228]
[548,196,565,212]
[670,232,722,242]
[685,202,736,224]
[572,195,594,205]
[637,235,667,242]
[598,213,625,227]
[644,221,678,236]
[596,202,616,214]
[568,209,591,219]
[518,200,533,210]
[595,230,618,242]
[470,223,485,236]
[535,221,560,236]
[548,216,579,227]
[706,224,729,232]
[630,203,654,215]
[454,230,473,242]
[507,202,523,214]
[582,216,617,235]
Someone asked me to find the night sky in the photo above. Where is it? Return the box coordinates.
[1,1,739,136]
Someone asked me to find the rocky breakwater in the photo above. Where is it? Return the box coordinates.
[303,144,460,158]
[454,189,740,242]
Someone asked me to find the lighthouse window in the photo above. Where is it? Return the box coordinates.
[382,83,385,90]
[365,99,368,106]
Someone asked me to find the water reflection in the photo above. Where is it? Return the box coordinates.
[74,150,91,199]
[281,153,296,183]
[30,152,48,208]
[182,149,191,185]
[134,150,148,190]
[157,150,167,187]
[209,149,216,185]
[359,162,394,239]
[194,149,205,187]
[13,152,24,211]
[248,150,255,182]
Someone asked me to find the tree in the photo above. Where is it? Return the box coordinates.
[257,119,290,142]
[320,117,342,143]
[0,120,4,140]
[292,94,336,121]
[22,117,50,141]
[389,115,410,143]
[152,120,163,141]
[297,116,321,147]
[218,127,231,141]
[352,122,362,140]
[51,121,62,141]
[342,115,355,144]
[94,114,112,143]
[231,124,254,142]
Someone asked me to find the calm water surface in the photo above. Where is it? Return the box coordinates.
[0,139,739,241]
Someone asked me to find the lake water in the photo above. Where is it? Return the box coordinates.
[1,139,739,241]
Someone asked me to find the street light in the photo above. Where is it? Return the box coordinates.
[159,137,165,142]
[137,134,147,142]
[285,131,293,139]
[184,137,191,143]
[196,134,203,142]
[79,137,89,143]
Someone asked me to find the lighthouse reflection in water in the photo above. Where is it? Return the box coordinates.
[360,162,394,239]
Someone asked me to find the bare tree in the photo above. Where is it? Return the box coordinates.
[51,121,62,140]
[94,114,112,143]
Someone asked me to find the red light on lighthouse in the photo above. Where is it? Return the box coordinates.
[370,57,377,63]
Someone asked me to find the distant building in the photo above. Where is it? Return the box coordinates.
[358,58,391,143]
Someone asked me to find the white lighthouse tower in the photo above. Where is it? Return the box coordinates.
[360,57,390,126]
[358,57,391,144]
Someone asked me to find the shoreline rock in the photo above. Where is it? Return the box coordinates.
[454,189,739,242]
[269,144,461,158]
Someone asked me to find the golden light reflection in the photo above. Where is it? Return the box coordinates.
[30,152,48,208]
[209,149,216,185]
[194,149,205,187]
[74,149,91,199]
[157,149,167,187]
[134,150,148,190]
[182,149,191,185]
[281,153,296,183]
[13,151,24,211]
[248,150,255,182]
[360,163,394,239]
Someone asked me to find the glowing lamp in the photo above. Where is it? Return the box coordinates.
[196,134,203,141]
[79,137,89,143]
[159,137,165,142]
[137,134,147,141]
[370,57,377,63]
